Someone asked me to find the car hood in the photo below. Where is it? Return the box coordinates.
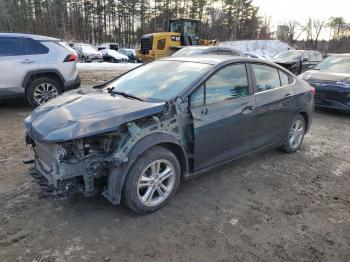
[25,87,165,143]
[301,70,350,83]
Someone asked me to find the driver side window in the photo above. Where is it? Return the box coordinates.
[190,63,249,107]
[190,85,205,108]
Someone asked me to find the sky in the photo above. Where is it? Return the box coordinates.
[253,0,350,39]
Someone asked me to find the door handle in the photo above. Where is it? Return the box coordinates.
[21,59,35,64]
[284,93,291,97]
[242,106,254,114]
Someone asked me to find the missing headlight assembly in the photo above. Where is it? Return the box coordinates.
[27,110,182,204]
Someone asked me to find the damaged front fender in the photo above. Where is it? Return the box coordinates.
[104,131,188,205]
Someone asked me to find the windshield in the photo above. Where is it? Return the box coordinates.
[315,56,350,72]
[106,60,211,102]
[172,48,206,57]
[275,50,303,60]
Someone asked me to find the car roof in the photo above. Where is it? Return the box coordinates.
[0,32,59,41]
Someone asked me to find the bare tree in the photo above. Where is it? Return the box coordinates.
[312,19,326,49]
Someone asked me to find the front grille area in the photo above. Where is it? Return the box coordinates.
[35,142,58,168]
[34,142,58,186]
[141,36,153,54]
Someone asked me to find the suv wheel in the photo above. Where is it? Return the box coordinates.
[26,77,62,107]
[123,146,180,214]
[280,114,306,153]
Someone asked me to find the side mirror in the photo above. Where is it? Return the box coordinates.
[303,57,309,62]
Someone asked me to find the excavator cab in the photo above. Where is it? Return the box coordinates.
[168,18,200,46]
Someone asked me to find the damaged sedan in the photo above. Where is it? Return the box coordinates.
[25,56,314,213]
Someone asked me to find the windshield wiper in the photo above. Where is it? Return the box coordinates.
[107,87,144,101]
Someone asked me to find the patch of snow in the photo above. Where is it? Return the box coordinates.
[229,217,239,226]
[77,62,140,71]
[220,40,293,59]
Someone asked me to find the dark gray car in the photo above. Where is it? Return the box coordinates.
[25,56,315,214]
[300,54,350,112]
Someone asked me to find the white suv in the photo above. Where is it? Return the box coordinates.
[0,33,80,107]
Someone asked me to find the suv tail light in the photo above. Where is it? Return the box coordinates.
[310,86,316,96]
[64,53,78,62]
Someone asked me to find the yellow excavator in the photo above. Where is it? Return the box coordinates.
[136,18,218,62]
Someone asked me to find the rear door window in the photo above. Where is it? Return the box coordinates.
[0,37,22,56]
[27,38,49,54]
[252,64,281,92]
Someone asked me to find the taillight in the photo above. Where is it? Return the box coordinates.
[310,86,316,96]
[64,53,78,62]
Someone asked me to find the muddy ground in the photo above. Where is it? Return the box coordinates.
[0,69,349,262]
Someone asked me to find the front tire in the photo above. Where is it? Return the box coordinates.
[280,114,306,153]
[123,146,181,214]
[26,77,62,107]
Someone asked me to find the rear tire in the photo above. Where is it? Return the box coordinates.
[123,146,181,214]
[26,77,62,108]
[280,114,306,153]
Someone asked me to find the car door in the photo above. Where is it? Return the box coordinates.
[189,63,256,171]
[0,37,38,95]
[250,63,295,150]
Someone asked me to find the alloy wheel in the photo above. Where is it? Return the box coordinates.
[137,159,176,207]
[289,119,305,149]
[33,83,59,105]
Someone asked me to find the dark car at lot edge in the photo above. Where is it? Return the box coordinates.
[273,50,323,75]
[24,56,315,214]
[299,54,350,112]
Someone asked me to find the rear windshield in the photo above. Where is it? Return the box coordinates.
[106,60,212,102]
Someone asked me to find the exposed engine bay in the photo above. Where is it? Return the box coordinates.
[26,105,185,204]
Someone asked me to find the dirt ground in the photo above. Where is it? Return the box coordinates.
[0,69,349,262]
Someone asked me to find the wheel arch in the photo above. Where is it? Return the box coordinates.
[298,111,310,133]
[104,132,188,205]
[22,69,65,90]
